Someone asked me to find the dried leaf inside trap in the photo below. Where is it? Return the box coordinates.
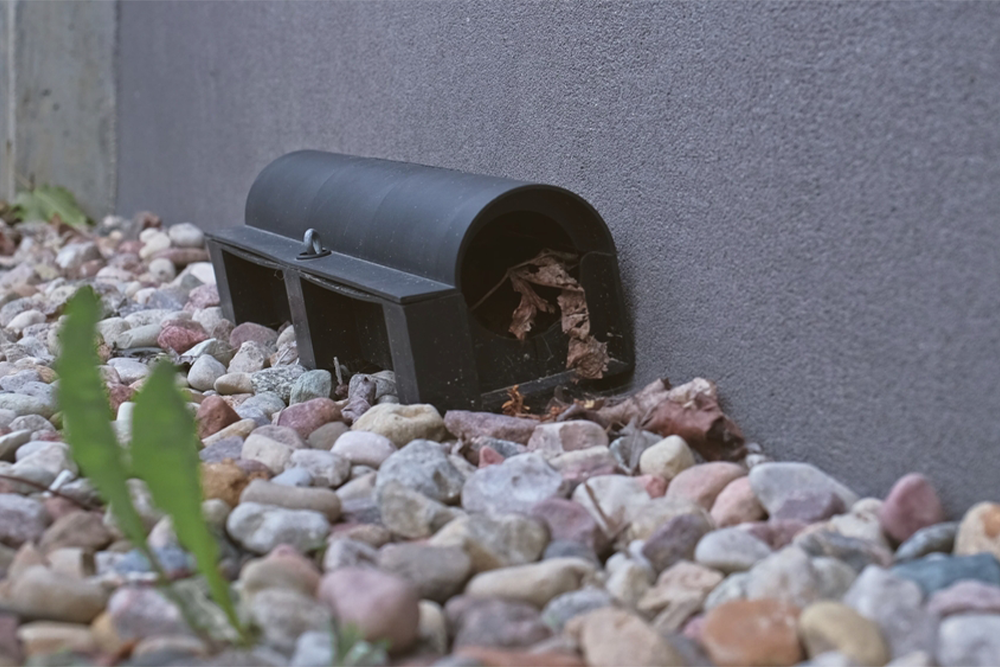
[509,273,556,341]
[503,250,611,379]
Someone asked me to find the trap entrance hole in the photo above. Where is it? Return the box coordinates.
[219,251,290,330]
[299,277,393,374]
[460,211,577,339]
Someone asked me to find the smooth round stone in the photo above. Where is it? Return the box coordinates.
[641,512,713,573]
[465,557,596,608]
[274,397,341,438]
[955,502,1000,561]
[241,435,295,475]
[799,601,889,666]
[195,395,239,439]
[527,420,610,456]
[843,565,937,659]
[567,607,682,667]
[201,460,254,506]
[5,309,45,332]
[748,462,859,515]
[701,598,803,667]
[17,621,98,657]
[5,565,108,623]
[443,410,538,445]
[167,222,205,248]
[892,553,1000,595]
[39,510,111,553]
[227,341,269,374]
[214,372,253,395]
[107,586,191,641]
[530,497,608,554]
[895,522,958,562]
[794,530,893,572]
[288,369,332,404]
[139,231,171,258]
[704,572,750,611]
[229,322,279,350]
[937,614,1000,667]
[377,543,472,604]
[772,489,846,523]
[429,513,549,573]
[813,556,859,600]
[226,502,330,554]
[186,354,227,391]
[374,439,464,504]
[927,580,1000,616]
[638,435,695,481]
[878,474,946,544]
[541,588,614,632]
[290,631,333,667]
[330,430,395,467]
[239,479,341,521]
[665,462,746,510]
[745,546,822,608]
[710,476,766,528]
[287,449,350,488]
[350,403,447,447]
[198,436,243,463]
[249,587,332,653]
[446,596,550,650]
[571,474,651,536]
[322,538,378,571]
[461,452,566,515]
[319,567,420,652]
[375,480,458,540]
[114,546,194,579]
[270,467,313,487]
[182,337,233,366]
[637,560,724,623]
[695,527,772,573]
[240,391,286,418]
[0,494,50,547]
[604,554,654,609]
[0,393,53,418]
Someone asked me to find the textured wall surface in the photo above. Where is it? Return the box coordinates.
[117,1,1000,513]
[2,0,117,217]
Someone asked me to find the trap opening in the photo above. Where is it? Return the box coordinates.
[218,250,290,330]
[461,211,576,339]
[299,277,392,374]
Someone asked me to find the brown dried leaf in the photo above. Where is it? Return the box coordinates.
[509,273,556,341]
[567,336,609,380]
[642,391,746,462]
[502,384,528,417]
[504,250,610,379]
[591,379,673,428]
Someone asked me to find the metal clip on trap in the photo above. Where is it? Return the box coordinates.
[206,150,633,410]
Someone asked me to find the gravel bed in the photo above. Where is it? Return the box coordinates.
[0,215,998,666]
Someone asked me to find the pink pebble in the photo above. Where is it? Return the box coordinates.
[878,473,946,543]
[637,473,668,498]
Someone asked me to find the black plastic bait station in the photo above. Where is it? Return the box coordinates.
[206,151,633,410]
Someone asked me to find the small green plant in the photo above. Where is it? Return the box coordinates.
[330,622,389,667]
[57,286,248,644]
[12,184,90,226]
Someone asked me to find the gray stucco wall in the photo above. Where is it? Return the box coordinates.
[117,1,1000,514]
[2,0,117,217]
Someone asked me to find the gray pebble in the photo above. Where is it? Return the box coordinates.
[187,354,227,391]
[289,369,332,404]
